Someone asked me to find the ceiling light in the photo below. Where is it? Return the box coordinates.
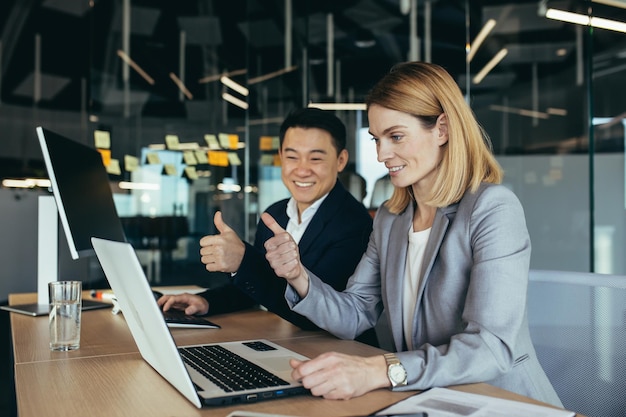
[355,28,376,48]
[169,73,193,100]
[545,8,626,33]
[222,92,248,109]
[119,181,160,191]
[198,69,247,84]
[547,107,568,116]
[472,48,508,84]
[116,50,155,85]
[556,48,568,57]
[248,117,285,125]
[355,39,376,48]
[466,19,497,63]
[1,178,51,189]
[217,182,242,192]
[220,76,249,96]
[308,102,366,111]
[489,104,549,119]
[248,66,298,85]
[592,0,626,9]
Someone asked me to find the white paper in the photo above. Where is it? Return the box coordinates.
[376,387,575,417]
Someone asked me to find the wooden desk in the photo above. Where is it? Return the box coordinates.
[9,292,582,417]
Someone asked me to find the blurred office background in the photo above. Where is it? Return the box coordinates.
[0,0,624,296]
[2,2,626,416]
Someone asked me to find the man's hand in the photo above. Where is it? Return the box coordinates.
[157,293,209,316]
[289,352,389,400]
[200,211,245,273]
[261,212,310,297]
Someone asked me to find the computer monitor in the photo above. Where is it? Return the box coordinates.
[1,127,127,316]
[36,126,127,259]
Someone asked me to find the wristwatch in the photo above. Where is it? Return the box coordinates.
[384,353,408,388]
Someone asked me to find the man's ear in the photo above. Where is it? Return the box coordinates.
[337,149,349,172]
[436,113,449,146]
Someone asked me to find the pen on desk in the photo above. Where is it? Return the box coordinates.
[91,290,116,301]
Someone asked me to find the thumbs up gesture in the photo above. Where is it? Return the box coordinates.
[199,211,245,272]
[261,213,310,296]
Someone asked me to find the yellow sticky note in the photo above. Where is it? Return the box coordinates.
[146,153,161,165]
[183,151,198,165]
[98,149,111,166]
[228,134,239,150]
[125,155,139,172]
[194,150,208,164]
[273,154,282,166]
[163,164,177,176]
[228,152,242,166]
[204,134,221,150]
[165,135,180,150]
[94,130,111,149]
[184,166,198,180]
[259,136,279,151]
[106,159,121,175]
[208,150,229,167]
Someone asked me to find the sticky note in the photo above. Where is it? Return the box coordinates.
[125,155,139,172]
[165,135,180,150]
[106,159,121,175]
[94,130,111,149]
[204,134,221,150]
[98,149,111,166]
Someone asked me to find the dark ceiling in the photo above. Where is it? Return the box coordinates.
[3,0,623,116]
[1,0,625,158]
[0,0,465,118]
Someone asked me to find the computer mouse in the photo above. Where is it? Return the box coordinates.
[152,290,164,301]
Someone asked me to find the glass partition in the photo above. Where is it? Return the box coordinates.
[0,0,624,285]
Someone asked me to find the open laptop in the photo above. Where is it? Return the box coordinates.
[91,237,309,408]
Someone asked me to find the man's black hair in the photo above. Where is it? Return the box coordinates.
[278,107,347,154]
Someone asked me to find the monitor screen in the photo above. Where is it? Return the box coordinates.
[36,126,127,259]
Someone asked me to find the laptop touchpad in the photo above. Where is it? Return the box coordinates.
[257,357,294,373]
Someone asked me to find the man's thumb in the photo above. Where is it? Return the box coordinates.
[261,212,286,236]
[214,211,233,234]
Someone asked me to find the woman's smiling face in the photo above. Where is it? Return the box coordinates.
[367,104,448,194]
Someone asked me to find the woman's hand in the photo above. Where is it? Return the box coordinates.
[261,212,310,297]
[290,352,390,400]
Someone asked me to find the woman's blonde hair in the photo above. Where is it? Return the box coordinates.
[365,61,503,214]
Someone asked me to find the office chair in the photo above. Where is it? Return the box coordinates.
[527,269,626,417]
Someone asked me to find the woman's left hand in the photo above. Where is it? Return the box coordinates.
[289,352,390,400]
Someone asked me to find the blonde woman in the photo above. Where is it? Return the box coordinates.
[261,62,562,407]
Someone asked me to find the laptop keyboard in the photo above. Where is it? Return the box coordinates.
[179,344,290,392]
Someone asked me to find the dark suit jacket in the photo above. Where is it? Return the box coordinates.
[201,180,373,331]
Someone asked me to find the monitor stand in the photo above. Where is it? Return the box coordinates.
[1,195,109,316]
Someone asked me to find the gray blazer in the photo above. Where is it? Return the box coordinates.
[287,183,562,407]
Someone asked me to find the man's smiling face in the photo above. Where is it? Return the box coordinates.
[280,126,348,216]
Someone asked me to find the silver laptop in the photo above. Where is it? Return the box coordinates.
[91,237,309,408]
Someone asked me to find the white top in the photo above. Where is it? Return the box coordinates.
[403,226,431,350]
[285,193,329,244]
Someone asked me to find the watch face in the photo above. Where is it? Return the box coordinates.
[389,364,407,383]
